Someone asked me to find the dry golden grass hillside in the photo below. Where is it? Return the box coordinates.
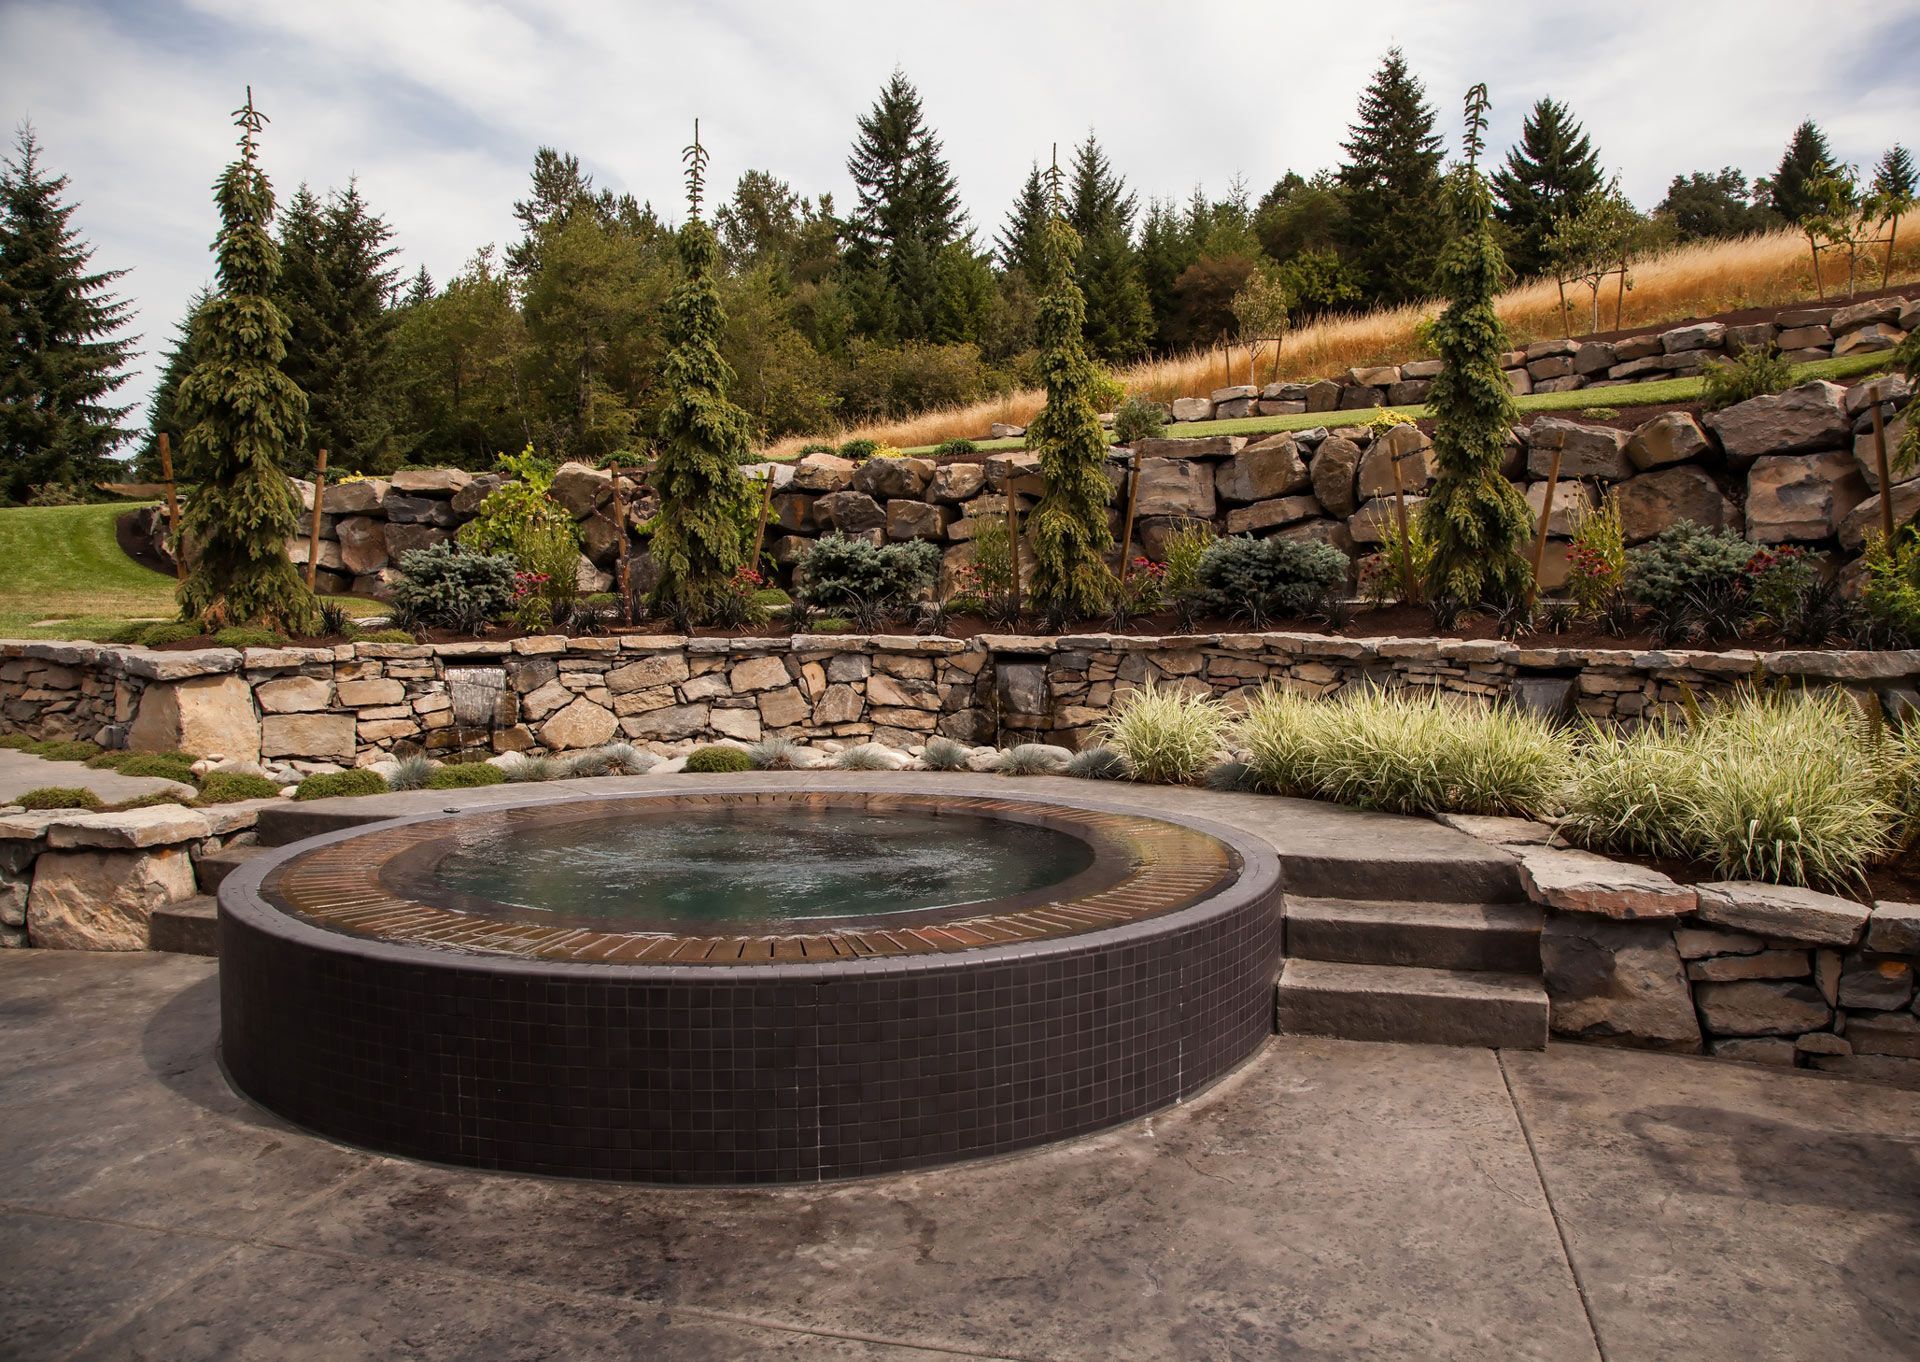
[765,221,1918,457]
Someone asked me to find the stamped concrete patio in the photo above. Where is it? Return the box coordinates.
[2,949,1915,1361]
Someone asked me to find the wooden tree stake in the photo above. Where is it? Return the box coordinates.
[1006,482,1022,614]
[1872,402,1897,546]
[1389,442,1414,603]
[1116,456,1141,583]
[305,447,328,591]
[610,463,631,621]
[158,433,186,582]
[749,469,776,572]
[1526,446,1564,611]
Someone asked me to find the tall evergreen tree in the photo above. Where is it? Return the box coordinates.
[1026,167,1113,620]
[505,147,639,280]
[1066,133,1151,361]
[994,164,1050,287]
[276,180,403,472]
[1490,97,1604,279]
[134,289,208,481]
[175,91,319,634]
[1766,120,1836,223]
[0,124,137,501]
[1875,144,1918,202]
[1138,197,1197,351]
[1336,48,1449,305]
[648,126,756,619]
[1655,168,1777,241]
[843,70,964,342]
[1421,86,1533,610]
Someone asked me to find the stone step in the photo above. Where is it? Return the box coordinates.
[149,895,218,957]
[195,844,265,894]
[1275,959,1548,1050]
[1285,896,1542,974]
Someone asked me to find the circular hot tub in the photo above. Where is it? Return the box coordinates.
[219,784,1281,1182]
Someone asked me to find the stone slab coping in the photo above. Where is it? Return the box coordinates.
[0,799,268,847]
[7,633,1919,680]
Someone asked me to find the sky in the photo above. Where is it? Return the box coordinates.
[4,0,1918,428]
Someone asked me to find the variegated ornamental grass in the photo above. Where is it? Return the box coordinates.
[1094,682,1231,785]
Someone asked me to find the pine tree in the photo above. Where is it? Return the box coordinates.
[175,91,319,634]
[0,124,137,502]
[1336,48,1449,306]
[134,289,208,481]
[648,125,756,618]
[1026,167,1113,620]
[1767,120,1835,223]
[1875,144,1918,201]
[1138,197,1197,351]
[277,180,402,472]
[844,70,964,343]
[1066,134,1152,361]
[1490,97,1604,280]
[1421,86,1533,611]
[994,164,1050,286]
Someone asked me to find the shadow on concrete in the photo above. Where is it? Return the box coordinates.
[137,967,286,1133]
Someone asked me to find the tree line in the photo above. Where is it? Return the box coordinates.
[2,50,1915,502]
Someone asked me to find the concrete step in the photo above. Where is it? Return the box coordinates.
[1285,896,1542,974]
[195,844,265,895]
[150,895,217,957]
[1275,959,1547,1050]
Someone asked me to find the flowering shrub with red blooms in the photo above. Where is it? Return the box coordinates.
[510,571,551,601]
[1109,557,1167,620]
[1743,544,1815,622]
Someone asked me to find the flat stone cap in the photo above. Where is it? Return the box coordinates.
[1693,881,1869,947]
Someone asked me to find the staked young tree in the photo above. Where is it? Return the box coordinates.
[1336,48,1450,306]
[1490,97,1604,280]
[843,69,965,343]
[1026,171,1113,622]
[1420,85,1534,611]
[1766,120,1836,224]
[0,124,137,502]
[174,91,320,634]
[648,125,756,620]
[1871,145,1917,285]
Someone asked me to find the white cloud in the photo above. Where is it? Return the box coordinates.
[4,0,1914,431]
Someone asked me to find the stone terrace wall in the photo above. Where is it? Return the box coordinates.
[6,634,1917,769]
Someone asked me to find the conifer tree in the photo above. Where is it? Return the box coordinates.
[844,70,964,342]
[1872,145,1917,285]
[1067,134,1152,361]
[134,289,208,481]
[1026,165,1113,621]
[0,124,136,501]
[1336,48,1449,305]
[175,91,319,633]
[1422,86,1534,611]
[1767,120,1836,223]
[648,124,756,619]
[994,164,1050,287]
[1491,97,1603,280]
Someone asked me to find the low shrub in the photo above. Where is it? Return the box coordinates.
[796,441,836,456]
[1112,394,1168,446]
[24,739,100,763]
[133,622,203,647]
[1700,345,1792,411]
[684,745,753,774]
[389,541,518,633]
[86,748,194,771]
[1095,682,1229,785]
[17,786,102,811]
[1859,530,1920,648]
[108,753,198,785]
[294,769,389,800]
[426,762,507,789]
[194,770,282,803]
[995,744,1067,776]
[349,627,418,645]
[1565,491,1627,616]
[212,626,283,649]
[839,438,881,461]
[920,736,971,771]
[1626,521,1753,617]
[1192,535,1347,626]
[385,755,437,791]
[0,733,36,750]
[797,534,940,615]
[933,438,979,457]
[1065,745,1127,780]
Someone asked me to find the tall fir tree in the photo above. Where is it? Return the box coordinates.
[1490,97,1604,280]
[1874,144,1918,201]
[843,70,964,342]
[1421,86,1534,610]
[175,91,319,633]
[1767,120,1836,223]
[648,125,756,618]
[1026,165,1113,620]
[134,289,209,481]
[276,180,403,472]
[994,164,1050,287]
[1138,197,1198,351]
[1336,48,1449,306]
[1066,133,1152,361]
[0,124,137,502]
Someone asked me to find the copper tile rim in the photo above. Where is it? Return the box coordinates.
[251,789,1244,967]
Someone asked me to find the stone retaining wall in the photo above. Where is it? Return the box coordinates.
[6,634,1917,767]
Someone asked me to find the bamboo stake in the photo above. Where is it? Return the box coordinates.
[1006,482,1021,615]
[1872,402,1896,546]
[1526,446,1564,612]
[158,433,185,581]
[1388,440,1414,604]
[1116,456,1141,583]
[610,462,631,621]
[305,447,329,590]
[749,469,776,572]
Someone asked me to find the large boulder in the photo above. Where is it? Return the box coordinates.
[1169,396,1214,422]
[790,453,857,493]
[815,490,887,533]
[1660,321,1726,353]
[334,516,390,575]
[1134,459,1217,518]
[1695,981,1832,1037]
[381,494,457,527]
[928,463,986,503]
[383,523,449,560]
[1310,435,1363,518]
[1526,419,1631,480]
[130,674,260,763]
[388,467,473,497]
[450,473,504,515]
[1522,479,1596,537]
[1704,381,1852,466]
[320,478,387,514]
[548,462,613,518]
[26,846,198,950]
[1854,411,1913,491]
[1541,918,1703,1053]
[886,500,952,542]
[260,712,357,762]
[853,456,934,500]
[1615,466,1738,543]
[538,697,618,751]
[1841,480,1920,549]
[1224,496,1321,535]
[1744,450,1869,542]
[1356,425,1434,498]
[1624,412,1711,470]
[1214,436,1309,504]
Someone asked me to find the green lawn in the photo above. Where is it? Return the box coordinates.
[0,502,375,641]
[892,350,1895,455]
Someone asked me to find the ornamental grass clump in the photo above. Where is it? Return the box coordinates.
[995,744,1067,776]
[1235,686,1323,797]
[833,743,894,771]
[1094,682,1229,785]
[501,755,563,783]
[746,736,802,770]
[1065,745,1127,780]
[384,754,436,791]
[568,743,655,777]
[920,737,971,771]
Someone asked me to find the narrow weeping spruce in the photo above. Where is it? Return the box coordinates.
[1026,170,1114,619]
[1421,85,1534,609]
[649,122,755,617]
[175,91,320,634]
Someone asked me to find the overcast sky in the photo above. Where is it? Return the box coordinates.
[4,0,1917,428]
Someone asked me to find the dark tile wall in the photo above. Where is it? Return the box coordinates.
[219,884,1280,1184]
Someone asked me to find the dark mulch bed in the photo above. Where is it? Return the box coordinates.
[1616,853,1920,909]
[1569,280,1915,347]
[114,508,176,578]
